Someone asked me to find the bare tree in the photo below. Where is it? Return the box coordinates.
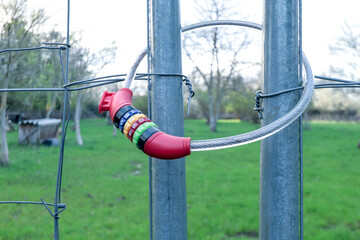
[329,22,360,147]
[330,22,360,74]
[183,0,251,132]
[68,46,92,146]
[44,30,65,118]
[74,92,83,145]
[0,0,46,166]
[69,42,117,146]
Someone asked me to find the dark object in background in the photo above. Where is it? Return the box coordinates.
[7,112,24,124]
[42,138,60,146]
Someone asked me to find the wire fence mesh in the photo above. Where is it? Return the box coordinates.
[1,0,360,240]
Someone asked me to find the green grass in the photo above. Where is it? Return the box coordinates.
[0,119,360,239]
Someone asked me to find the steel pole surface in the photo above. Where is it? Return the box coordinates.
[260,0,301,239]
[150,0,187,239]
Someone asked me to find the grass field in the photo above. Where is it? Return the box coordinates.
[0,118,360,239]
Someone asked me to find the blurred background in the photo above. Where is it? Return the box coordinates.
[1,0,360,239]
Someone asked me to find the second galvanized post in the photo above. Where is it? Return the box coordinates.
[260,0,301,239]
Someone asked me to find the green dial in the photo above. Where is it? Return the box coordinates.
[132,122,158,146]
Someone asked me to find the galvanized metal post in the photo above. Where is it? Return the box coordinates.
[260,0,301,239]
[150,0,187,239]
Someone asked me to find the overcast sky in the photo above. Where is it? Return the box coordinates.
[25,0,360,82]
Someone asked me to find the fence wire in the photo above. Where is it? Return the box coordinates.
[1,1,360,239]
[0,55,194,240]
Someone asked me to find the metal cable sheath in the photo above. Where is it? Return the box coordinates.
[124,47,147,89]
[181,20,262,32]
[124,20,262,90]
[190,52,314,151]
[124,20,314,151]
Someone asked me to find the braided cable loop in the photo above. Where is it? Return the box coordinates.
[181,21,314,151]
[121,20,314,153]
[181,20,262,32]
[190,52,314,151]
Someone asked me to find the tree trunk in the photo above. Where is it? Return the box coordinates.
[0,65,10,166]
[46,92,57,118]
[0,93,9,166]
[208,88,217,132]
[303,112,311,130]
[75,92,83,146]
[215,100,221,123]
[113,125,117,137]
[105,112,117,136]
[209,113,217,132]
[105,112,113,125]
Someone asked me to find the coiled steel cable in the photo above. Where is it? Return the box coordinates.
[190,52,314,151]
[124,20,315,151]
[124,20,263,89]
[182,20,262,32]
